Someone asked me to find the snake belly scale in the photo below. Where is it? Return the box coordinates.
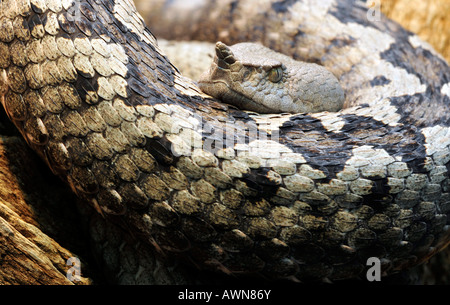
[0,0,450,282]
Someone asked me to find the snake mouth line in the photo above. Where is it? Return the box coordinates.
[198,79,279,114]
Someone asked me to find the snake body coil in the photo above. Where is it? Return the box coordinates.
[0,0,450,281]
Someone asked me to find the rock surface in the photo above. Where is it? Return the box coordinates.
[381,0,449,63]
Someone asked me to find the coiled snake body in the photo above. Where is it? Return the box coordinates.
[0,0,450,282]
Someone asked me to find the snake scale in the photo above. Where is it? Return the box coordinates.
[0,0,450,282]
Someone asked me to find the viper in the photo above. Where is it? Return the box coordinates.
[0,0,449,282]
[197,41,345,114]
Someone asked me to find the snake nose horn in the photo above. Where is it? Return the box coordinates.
[215,41,236,68]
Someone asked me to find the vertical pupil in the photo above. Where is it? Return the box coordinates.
[269,68,282,82]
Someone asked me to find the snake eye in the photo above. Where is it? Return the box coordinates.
[243,70,251,81]
[268,67,283,83]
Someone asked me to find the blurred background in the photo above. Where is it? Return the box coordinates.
[380,0,449,63]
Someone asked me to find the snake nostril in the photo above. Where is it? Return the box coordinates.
[243,70,251,81]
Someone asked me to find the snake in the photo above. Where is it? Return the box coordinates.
[0,0,450,283]
[197,41,345,114]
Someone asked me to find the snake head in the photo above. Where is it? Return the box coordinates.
[198,42,345,114]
